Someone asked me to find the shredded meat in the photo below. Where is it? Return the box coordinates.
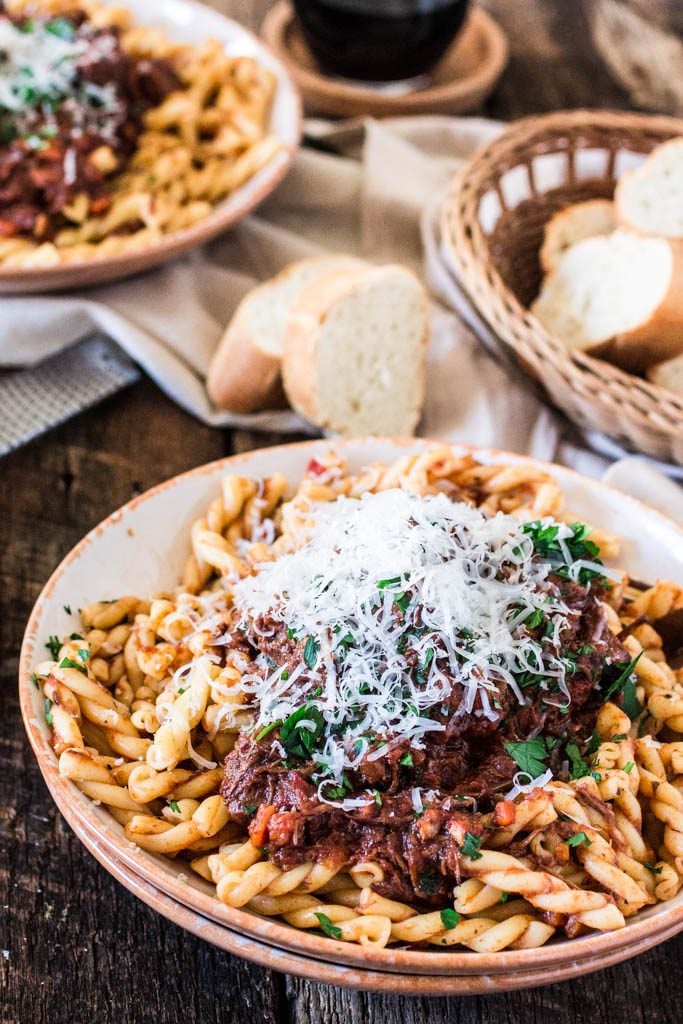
[220,570,632,907]
[0,4,180,240]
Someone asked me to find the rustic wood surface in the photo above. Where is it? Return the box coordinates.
[1,1,681,1021]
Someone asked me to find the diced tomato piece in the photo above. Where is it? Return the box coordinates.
[494,799,516,827]
[89,195,111,214]
[306,458,327,476]
[266,811,297,847]
[248,803,275,847]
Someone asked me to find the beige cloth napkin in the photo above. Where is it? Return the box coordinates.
[1,115,682,505]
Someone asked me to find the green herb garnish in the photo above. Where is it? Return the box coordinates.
[45,635,61,659]
[461,832,483,860]
[565,741,590,780]
[59,656,87,675]
[566,831,591,848]
[314,912,342,939]
[503,737,550,777]
[303,635,320,669]
[440,908,461,931]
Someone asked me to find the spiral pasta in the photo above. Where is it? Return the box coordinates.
[34,448,683,951]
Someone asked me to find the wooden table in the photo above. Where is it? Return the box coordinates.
[2,1,682,1021]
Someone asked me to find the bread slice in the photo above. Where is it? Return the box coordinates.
[647,352,683,398]
[207,255,366,412]
[615,137,683,238]
[531,229,683,373]
[282,264,430,436]
[540,199,616,273]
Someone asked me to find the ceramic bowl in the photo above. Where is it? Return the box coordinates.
[0,0,301,294]
[19,438,683,987]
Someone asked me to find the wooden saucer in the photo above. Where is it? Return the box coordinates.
[261,2,508,118]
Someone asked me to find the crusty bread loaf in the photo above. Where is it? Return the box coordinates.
[647,352,683,398]
[531,229,683,373]
[540,199,616,273]
[282,264,430,436]
[207,255,366,412]
[615,137,683,238]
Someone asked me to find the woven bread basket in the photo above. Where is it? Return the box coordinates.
[441,109,683,464]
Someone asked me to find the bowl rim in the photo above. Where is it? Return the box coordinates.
[68,787,683,993]
[0,0,303,293]
[19,437,683,976]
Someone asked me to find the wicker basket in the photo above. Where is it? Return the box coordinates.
[441,109,683,464]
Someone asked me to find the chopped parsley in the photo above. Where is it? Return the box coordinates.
[440,908,461,931]
[45,635,61,659]
[314,912,342,939]
[566,831,592,848]
[400,752,414,767]
[168,800,180,814]
[243,804,257,816]
[59,656,87,675]
[63,604,72,615]
[604,652,643,708]
[644,862,663,875]
[373,789,382,807]
[303,635,320,669]
[504,737,551,777]
[377,576,402,590]
[522,520,603,584]
[279,702,325,759]
[461,832,483,860]
[418,870,439,894]
[623,761,635,774]
[44,698,53,726]
[565,741,590,780]
[499,891,510,903]
[525,608,544,630]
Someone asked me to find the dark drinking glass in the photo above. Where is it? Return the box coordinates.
[292,0,471,85]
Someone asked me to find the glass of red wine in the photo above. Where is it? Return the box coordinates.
[292,0,471,90]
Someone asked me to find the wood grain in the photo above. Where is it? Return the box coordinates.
[2,2,682,1023]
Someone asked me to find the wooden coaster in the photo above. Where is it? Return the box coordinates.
[261,1,508,118]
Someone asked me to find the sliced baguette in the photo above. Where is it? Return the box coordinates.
[647,352,683,398]
[615,137,683,238]
[531,229,683,373]
[540,199,616,273]
[207,255,366,412]
[282,264,430,436]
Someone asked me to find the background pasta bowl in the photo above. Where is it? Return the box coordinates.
[0,0,301,294]
[19,438,683,988]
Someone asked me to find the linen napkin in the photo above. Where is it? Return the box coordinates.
[1,115,681,507]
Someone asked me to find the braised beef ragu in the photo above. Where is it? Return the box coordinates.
[221,550,634,908]
[0,4,180,240]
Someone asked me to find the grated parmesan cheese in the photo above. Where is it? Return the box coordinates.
[223,490,581,804]
[0,19,87,113]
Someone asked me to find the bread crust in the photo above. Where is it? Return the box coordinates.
[614,137,683,239]
[282,264,429,434]
[206,279,287,413]
[647,353,683,397]
[588,240,683,373]
[540,199,615,274]
[207,256,366,413]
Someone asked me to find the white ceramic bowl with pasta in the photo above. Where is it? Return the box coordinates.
[19,438,683,991]
[0,0,301,293]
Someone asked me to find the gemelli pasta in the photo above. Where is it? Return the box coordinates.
[34,448,683,951]
[0,0,281,267]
